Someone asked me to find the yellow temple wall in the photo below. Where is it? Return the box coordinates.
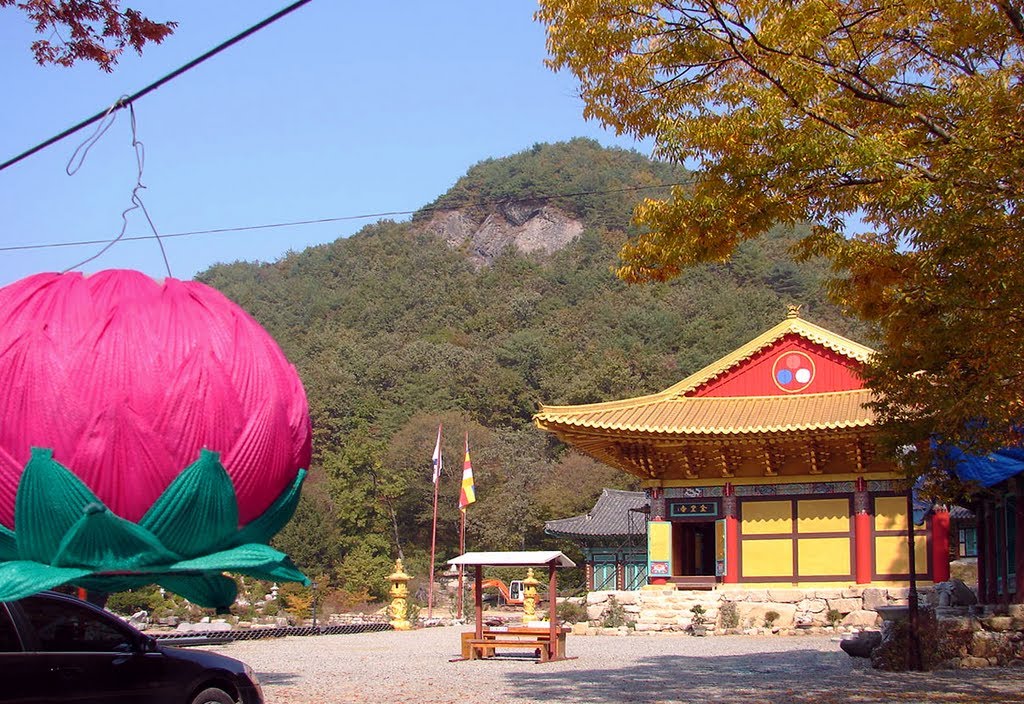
[739,496,855,581]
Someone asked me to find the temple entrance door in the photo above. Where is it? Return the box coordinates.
[671,522,717,587]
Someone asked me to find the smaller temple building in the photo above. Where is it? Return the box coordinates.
[535,310,950,591]
[544,489,649,591]
[950,447,1024,604]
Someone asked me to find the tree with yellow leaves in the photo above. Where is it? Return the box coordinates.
[539,0,1024,466]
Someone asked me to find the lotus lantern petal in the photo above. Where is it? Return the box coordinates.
[0,270,312,608]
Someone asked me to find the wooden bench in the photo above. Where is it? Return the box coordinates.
[461,627,567,661]
[468,637,551,661]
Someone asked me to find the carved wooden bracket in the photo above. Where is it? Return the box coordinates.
[762,442,779,477]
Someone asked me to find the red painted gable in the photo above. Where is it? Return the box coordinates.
[690,334,864,398]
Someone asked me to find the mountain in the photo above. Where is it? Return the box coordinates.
[196,139,868,596]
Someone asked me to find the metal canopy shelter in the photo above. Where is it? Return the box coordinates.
[447,551,576,662]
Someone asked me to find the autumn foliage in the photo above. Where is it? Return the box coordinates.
[2,0,175,71]
[539,1,1024,461]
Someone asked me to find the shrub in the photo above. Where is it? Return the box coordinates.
[406,600,422,625]
[324,587,373,613]
[719,601,739,629]
[557,599,588,624]
[826,608,842,628]
[764,610,780,629]
[690,604,707,627]
[106,587,161,616]
[601,595,631,629]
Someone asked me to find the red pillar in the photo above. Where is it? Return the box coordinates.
[723,483,739,584]
[854,477,872,584]
[931,506,950,583]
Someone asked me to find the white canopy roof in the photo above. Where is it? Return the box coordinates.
[447,550,576,568]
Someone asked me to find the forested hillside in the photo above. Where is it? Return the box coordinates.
[197,139,868,598]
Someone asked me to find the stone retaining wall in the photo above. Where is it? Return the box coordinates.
[583,586,924,634]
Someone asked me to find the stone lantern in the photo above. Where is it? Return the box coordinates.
[389,559,413,631]
[522,568,540,621]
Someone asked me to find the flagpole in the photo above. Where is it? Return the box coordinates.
[457,430,474,621]
[458,508,466,620]
[428,472,439,619]
[428,424,443,620]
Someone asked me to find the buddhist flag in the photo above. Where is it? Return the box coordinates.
[431,424,443,485]
[459,433,476,511]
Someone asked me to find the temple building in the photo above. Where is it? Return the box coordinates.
[544,489,648,591]
[535,310,950,590]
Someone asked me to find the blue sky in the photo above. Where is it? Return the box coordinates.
[0,2,650,286]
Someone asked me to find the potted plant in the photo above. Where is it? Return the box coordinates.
[690,604,708,636]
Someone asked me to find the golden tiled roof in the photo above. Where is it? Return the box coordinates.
[663,315,874,396]
[534,388,877,437]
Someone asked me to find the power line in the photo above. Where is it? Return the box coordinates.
[0,0,314,173]
[0,181,689,253]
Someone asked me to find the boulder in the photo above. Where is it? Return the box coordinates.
[861,588,888,610]
[767,589,805,604]
[737,603,796,629]
[201,622,232,632]
[971,631,1004,659]
[797,598,827,614]
[614,591,639,605]
[842,609,881,628]
[840,631,883,658]
[942,616,983,632]
[961,656,991,669]
[983,616,1014,633]
[949,580,978,606]
[586,592,609,605]
[586,605,605,621]
[633,622,661,632]
[734,590,768,602]
[826,598,861,615]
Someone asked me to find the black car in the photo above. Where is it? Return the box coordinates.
[0,591,263,704]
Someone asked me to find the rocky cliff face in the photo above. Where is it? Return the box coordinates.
[418,202,584,266]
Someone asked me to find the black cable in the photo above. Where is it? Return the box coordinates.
[0,181,690,253]
[0,0,314,173]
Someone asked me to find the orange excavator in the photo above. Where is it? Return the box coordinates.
[471,579,526,606]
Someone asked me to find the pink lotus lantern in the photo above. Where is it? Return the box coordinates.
[0,270,312,608]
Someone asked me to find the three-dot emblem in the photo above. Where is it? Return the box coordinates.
[772,350,815,392]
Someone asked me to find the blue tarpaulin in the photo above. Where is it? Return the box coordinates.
[945,445,1024,488]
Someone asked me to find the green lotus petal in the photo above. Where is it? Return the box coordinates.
[15,448,102,563]
[0,561,91,602]
[140,450,239,558]
[232,468,306,547]
[0,525,15,561]
[53,504,180,571]
[238,559,309,586]
[157,573,238,610]
[73,575,154,595]
[170,543,302,576]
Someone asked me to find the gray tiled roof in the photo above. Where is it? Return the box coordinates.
[950,505,974,520]
[545,489,648,538]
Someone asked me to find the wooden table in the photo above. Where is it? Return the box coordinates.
[461,625,569,662]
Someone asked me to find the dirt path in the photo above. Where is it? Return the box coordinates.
[208,626,1024,704]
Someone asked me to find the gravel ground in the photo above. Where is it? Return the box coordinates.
[205,626,1024,704]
